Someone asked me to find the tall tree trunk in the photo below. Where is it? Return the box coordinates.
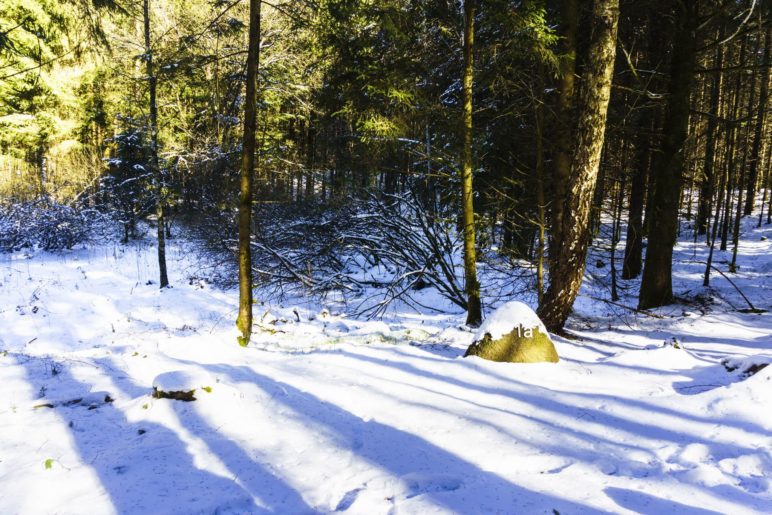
[461,0,482,326]
[623,9,660,271]
[305,116,315,199]
[143,0,168,288]
[744,25,770,215]
[696,26,725,236]
[721,48,745,252]
[549,0,579,267]
[590,149,608,235]
[622,109,651,279]
[611,171,626,301]
[638,1,697,310]
[759,134,772,227]
[236,0,261,346]
[704,163,727,287]
[535,67,546,308]
[538,0,619,331]
[732,34,758,270]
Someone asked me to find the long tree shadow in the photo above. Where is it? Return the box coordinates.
[386,345,770,437]
[604,487,723,515]
[332,348,770,511]
[180,361,605,514]
[342,364,772,511]
[98,358,319,514]
[13,354,310,514]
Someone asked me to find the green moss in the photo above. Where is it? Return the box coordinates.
[464,325,559,363]
[152,387,196,402]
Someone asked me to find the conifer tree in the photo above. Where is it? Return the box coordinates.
[538,0,620,331]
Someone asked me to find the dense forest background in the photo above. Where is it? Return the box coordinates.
[1,0,769,339]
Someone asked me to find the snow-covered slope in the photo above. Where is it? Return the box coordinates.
[0,220,770,514]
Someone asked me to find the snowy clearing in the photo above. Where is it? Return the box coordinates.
[1,222,770,514]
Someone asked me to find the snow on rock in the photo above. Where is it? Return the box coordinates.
[467,301,558,363]
[474,300,547,341]
[722,354,772,376]
[152,370,215,394]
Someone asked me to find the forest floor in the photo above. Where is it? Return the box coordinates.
[0,216,770,514]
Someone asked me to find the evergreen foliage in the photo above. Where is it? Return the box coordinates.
[0,0,769,333]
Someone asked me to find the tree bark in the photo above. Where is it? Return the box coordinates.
[549,0,578,268]
[696,26,725,236]
[535,67,546,308]
[538,0,619,331]
[744,25,770,216]
[638,1,697,310]
[461,0,482,326]
[704,159,728,287]
[732,34,759,270]
[236,0,261,346]
[759,132,772,227]
[143,0,169,289]
[611,171,626,301]
[622,119,649,279]
[720,46,745,252]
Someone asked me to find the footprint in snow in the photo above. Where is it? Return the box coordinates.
[401,473,463,499]
[334,487,364,512]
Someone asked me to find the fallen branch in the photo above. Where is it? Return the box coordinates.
[686,260,763,312]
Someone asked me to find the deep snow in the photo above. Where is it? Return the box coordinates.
[0,217,770,514]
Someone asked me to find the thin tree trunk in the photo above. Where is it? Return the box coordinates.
[305,117,315,200]
[611,171,626,302]
[696,26,725,236]
[767,135,772,225]
[721,48,745,252]
[591,148,608,235]
[143,0,168,288]
[642,112,658,237]
[744,25,770,215]
[638,1,698,310]
[622,133,647,278]
[461,0,482,326]
[759,135,772,227]
[623,22,656,277]
[720,141,734,251]
[704,164,728,287]
[731,34,758,270]
[236,0,261,346]
[538,0,619,331]
[535,69,546,308]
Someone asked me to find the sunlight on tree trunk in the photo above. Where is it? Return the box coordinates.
[236,0,261,346]
[143,0,168,289]
[538,0,619,332]
[549,0,578,266]
[461,0,482,327]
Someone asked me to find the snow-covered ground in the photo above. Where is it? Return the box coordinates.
[1,218,770,514]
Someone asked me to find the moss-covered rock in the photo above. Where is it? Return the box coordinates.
[463,301,559,363]
[465,324,559,363]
